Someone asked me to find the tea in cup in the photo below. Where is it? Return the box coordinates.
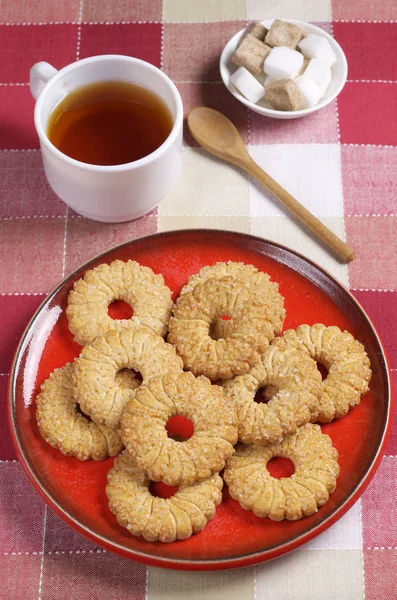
[30,55,183,223]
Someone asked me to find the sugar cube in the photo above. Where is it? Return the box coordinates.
[298,34,337,67]
[264,46,304,79]
[230,67,265,104]
[232,34,271,75]
[266,79,304,111]
[239,21,268,44]
[295,75,322,108]
[265,19,304,50]
[303,58,332,94]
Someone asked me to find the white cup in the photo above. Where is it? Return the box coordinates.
[30,55,183,223]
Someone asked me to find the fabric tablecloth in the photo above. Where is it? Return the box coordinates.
[1,1,396,599]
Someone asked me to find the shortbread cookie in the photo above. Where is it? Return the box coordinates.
[73,325,183,429]
[106,453,223,542]
[275,324,372,421]
[67,259,173,345]
[168,273,285,380]
[224,424,339,521]
[223,343,321,445]
[36,363,123,461]
[179,262,285,341]
[121,371,237,486]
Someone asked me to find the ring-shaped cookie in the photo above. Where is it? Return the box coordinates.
[168,275,285,380]
[275,324,372,422]
[73,325,183,430]
[223,343,321,445]
[36,363,123,461]
[224,424,339,521]
[179,262,285,341]
[66,259,173,345]
[120,371,238,486]
[106,453,223,542]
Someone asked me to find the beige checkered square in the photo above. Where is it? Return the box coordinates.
[163,0,246,22]
[247,0,332,21]
[158,148,250,218]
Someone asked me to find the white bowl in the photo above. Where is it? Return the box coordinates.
[220,20,348,119]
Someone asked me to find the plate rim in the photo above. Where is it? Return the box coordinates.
[7,229,393,571]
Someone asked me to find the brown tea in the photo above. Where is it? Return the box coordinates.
[47,80,174,166]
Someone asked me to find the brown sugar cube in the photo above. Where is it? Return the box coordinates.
[266,78,304,111]
[232,34,272,75]
[239,21,268,44]
[265,19,304,49]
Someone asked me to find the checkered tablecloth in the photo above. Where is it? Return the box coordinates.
[1,1,396,599]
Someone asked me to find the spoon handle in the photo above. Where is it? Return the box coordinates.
[244,157,355,263]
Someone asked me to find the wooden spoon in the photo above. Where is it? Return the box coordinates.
[187,107,355,263]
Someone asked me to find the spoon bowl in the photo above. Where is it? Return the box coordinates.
[187,107,250,167]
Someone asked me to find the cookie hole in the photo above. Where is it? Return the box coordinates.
[107,299,133,320]
[209,316,233,340]
[165,415,194,442]
[267,457,295,479]
[316,362,328,381]
[150,481,179,499]
[115,368,142,390]
[254,385,279,404]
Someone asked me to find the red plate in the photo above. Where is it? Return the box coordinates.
[8,230,392,570]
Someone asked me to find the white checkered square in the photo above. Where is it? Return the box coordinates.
[304,500,363,550]
[248,144,344,219]
[250,216,349,285]
[255,549,364,600]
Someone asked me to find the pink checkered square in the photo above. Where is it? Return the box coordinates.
[249,101,339,145]
[351,291,397,369]
[361,457,397,548]
[0,25,78,83]
[384,370,397,455]
[0,462,45,552]
[0,377,18,460]
[338,83,397,146]
[333,22,397,81]
[163,21,245,82]
[364,549,397,599]
[311,21,333,36]
[44,508,100,554]
[0,294,46,373]
[2,554,42,600]
[0,0,80,23]
[341,146,397,216]
[82,0,162,22]
[333,0,397,22]
[41,551,146,600]
[177,82,248,146]
[0,88,38,149]
[0,151,65,218]
[64,212,157,275]
[79,23,162,67]
[0,218,65,293]
[345,217,397,290]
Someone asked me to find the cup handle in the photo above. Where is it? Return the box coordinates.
[30,62,58,100]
